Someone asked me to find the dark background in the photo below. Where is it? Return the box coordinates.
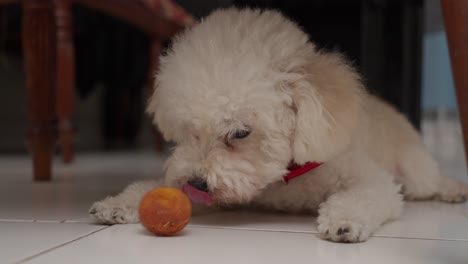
[0,0,441,152]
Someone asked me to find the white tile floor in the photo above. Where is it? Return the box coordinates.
[1,118,468,264]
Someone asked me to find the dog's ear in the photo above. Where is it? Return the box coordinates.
[283,52,365,163]
[147,79,178,142]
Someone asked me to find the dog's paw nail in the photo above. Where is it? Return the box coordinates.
[89,198,139,224]
[318,216,369,243]
[336,227,350,235]
[112,210,123,222]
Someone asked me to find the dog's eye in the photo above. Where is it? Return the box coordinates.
[233,129,251,139]
[224,128,251,146]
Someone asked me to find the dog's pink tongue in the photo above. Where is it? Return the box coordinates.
[182,183,214,206]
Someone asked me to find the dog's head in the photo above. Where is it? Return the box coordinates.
[147,8,364,205]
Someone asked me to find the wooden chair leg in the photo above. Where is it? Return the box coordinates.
[148,38,165,151]
[55,0,75,163]
[22,0,56,181]
[441,0,468,163]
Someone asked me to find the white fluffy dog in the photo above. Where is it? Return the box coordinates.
[90,8,468,242]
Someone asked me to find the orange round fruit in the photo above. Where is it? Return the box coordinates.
[139,187,192,236]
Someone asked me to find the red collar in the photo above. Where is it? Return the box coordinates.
[283,161,322,182]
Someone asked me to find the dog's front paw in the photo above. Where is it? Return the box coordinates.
[89,197,139,224]
[317,202,374,243]
[435,178,468,203]
[317,216,370,243]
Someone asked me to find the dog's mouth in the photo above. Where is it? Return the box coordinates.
[182,183,214,206]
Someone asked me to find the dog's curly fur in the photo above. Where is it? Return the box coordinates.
[90,8,468,242]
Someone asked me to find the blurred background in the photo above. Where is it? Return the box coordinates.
[0,0,465,177]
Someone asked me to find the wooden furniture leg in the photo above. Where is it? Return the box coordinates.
[55,0,75,163]
[148,38,165,151]
[22,0,56,181]
[441,0,468,162]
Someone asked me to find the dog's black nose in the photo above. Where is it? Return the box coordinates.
[187,177,209,192]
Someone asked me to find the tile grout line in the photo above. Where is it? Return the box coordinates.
[0,219,61,223]
[13,226,111,264]
[188,225,468,243]
[371,235,468,243]
[188,224,319,234]
[3,219,468,243]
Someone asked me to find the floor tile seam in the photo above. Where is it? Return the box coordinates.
[187,225,468,242]
[0,218,95,224]
[63,219,92,224]
[13,226,110,264]
[0,219,65,223]
[371,235,468,243]
[3,219,468,243]
[188,224,319,234]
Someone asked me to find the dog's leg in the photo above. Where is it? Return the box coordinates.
[398,146,468,202]
[89,179,162,224]
[317,159,403,243]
